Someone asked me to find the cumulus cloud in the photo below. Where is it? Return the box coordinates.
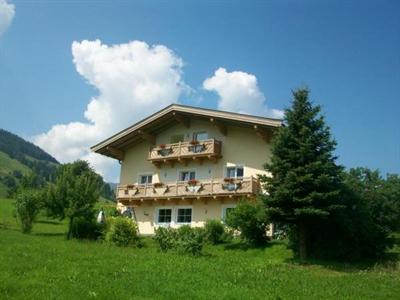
[0,0,15,36]
[34,40,187,181]
[203,68,283,119]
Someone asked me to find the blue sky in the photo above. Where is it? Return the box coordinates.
[0,0,399,181]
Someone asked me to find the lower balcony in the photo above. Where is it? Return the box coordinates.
[117,176,260,205]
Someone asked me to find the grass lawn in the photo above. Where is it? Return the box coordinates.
[0,198,399,300]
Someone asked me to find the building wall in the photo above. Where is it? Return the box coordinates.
[120,119,272,184]
[118,119,272,234]
[119,197,238,235]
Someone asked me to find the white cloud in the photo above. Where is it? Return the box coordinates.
[0,0,15,36]
[34,40,283,182]
[34,40,187,181]
[203,68,283,119]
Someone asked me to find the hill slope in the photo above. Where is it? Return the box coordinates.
[0,129,115,200]
[0,129,59,197]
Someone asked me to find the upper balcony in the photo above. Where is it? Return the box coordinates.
[117,176,260,205]
[148,139,222,167]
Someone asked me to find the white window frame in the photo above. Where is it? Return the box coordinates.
[137,173,153,185]
[155,206,173,225]
[225,165,244,178]
[175,206,193,225]
[154,206,194,226]
[177,169,197,182]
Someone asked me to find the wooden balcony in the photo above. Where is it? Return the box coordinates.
[117,176,260,205]
[148,139,222,167]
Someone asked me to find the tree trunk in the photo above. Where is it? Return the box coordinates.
[67,217,74,240]
[298,221,307,261]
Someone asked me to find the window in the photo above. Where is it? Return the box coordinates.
[179,170,196,181]
[177,208,192,223]
[157,208,172,223]
[193,131,208,141]
[226,166,244,178]
[170,134,184,144]
[222,206,236,221]
[139,174,152,185]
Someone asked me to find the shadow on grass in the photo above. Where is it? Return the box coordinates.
[33,232,65,237]
[284,250,400,273]
[223,239,276,251]
[35,220,62,225]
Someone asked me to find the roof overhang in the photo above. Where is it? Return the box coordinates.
[91,104,283,160]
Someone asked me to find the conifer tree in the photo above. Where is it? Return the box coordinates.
[262,88,343,260]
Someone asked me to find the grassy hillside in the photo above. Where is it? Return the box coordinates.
[0,198,399,300]
[0,129,59,197]
[0,129,115,200]
[0,151,31,175]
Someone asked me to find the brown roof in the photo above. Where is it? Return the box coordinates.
[91,104,283,160]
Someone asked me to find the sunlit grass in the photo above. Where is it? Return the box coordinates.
[0,198,399,299]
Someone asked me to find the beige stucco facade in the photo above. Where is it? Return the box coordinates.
[118,119,272,234]
[92,104,281,235]
[120,119,271,185]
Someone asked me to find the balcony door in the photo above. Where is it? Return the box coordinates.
[179,170,196,181]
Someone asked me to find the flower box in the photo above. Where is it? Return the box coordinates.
[188,144,205,153]
[223,177,235,183]
[157,147,173,156]
[187,179,199,186]
[159,144,167,149]
[153,182,164,188]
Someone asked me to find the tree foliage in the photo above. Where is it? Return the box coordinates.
[14,190,42,233]
[261,88,343,259]
[44,160,102,239]
[226,199,268,246]
[344,168,400,232]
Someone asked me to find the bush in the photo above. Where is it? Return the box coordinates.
[106,217,141,247]
[177,226,205,255]
[70,217,103,240]
[154,227,177,252]
[154,226,205,255]
[299,185,394,260]
[15,190,42,233]
[204,219,225,244]
[226,199,268,246]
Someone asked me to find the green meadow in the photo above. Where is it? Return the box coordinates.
[0,198,399,300]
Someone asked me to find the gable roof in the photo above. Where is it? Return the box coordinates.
[91,104,283,160]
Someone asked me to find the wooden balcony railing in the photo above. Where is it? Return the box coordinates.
[148,139,222,166]
[117,176,260,203]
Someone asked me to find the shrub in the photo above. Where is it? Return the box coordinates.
[154,226,205,255]
[15,190,42,234]
[179,227,205,256]
[204,219,225,244]
[226,199,268,246]
[154,227,177,252]
[70,217,103,240]
[300,185,394,260]
[106,217,141,247]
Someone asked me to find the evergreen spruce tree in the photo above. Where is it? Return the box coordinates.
[262,88,343,260]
